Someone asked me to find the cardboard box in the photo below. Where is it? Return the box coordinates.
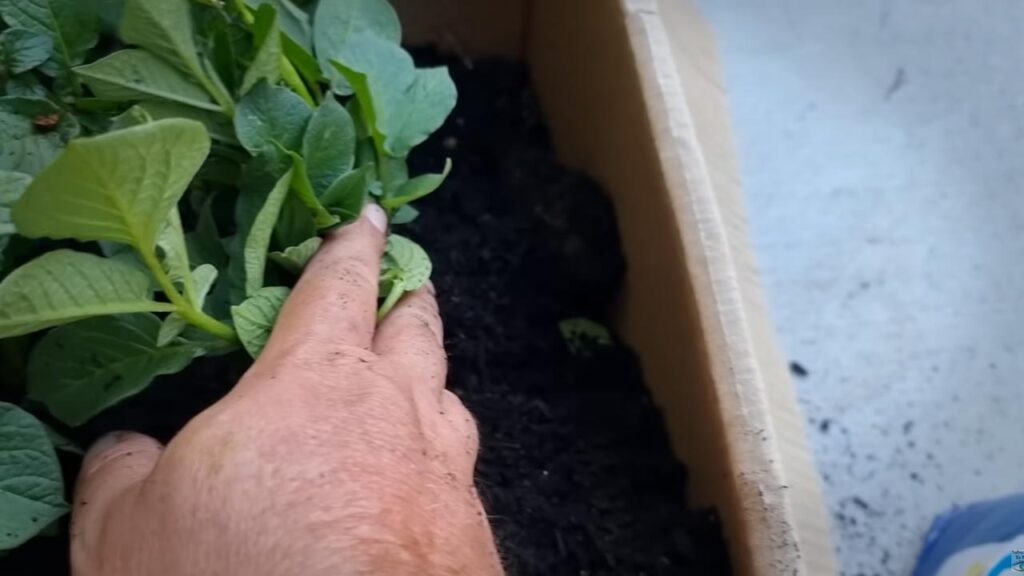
[395,1,838,574]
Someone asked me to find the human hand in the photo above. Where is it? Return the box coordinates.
[70,205,503,576]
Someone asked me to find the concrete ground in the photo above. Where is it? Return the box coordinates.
[693,1,1024,574]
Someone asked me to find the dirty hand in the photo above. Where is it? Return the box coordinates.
[70,205,503,576]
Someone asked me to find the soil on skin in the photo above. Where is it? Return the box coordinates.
[1,55,731,575]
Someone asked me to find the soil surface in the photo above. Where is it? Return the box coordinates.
[1,55,731,575]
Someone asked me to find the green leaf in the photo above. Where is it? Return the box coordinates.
[0,250,175,338]
[0,171,32,236]
[0,96,80,142]
[269,236,321,274]
[207,20,245,95]
[244,165,294,296]
[229,151,290,303]
[320,165,371,224]
[12,119,211,251]
[157,208,194,301]
[0,28,53,75]
[234,81,311,155]
[28,314,198,426]
[283,150,339,229]
[385,234,431,291]
[378,154,408,197]
[90,0,125,33]
[390,203,419,225]
[158,263,218,346]
[303,97,356,196]
[186,195,228,269]
[0,236,9,274]
[275,194,315,248]
[330,34,456,157]
[0,102,62,175]
[313,0,399,95]
[0,402,67,550]
[112,101,237,145]
[4,73,47,98]
[0,0,98,77]
[231,286,289,358]
[43,423,83,455]
[120,0,205,83]
[559,318,613,357]
[240,4,281,96]
[382,158,451,210]
[75,50,220,113]
[244,0,311,51]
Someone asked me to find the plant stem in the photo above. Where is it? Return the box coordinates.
[377,282,404,320]
[199,72,236,117]
[140,249,237,342]
[230,0,255,25]
[280,56,316,107]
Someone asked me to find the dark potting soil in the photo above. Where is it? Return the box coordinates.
[1,55,731,575]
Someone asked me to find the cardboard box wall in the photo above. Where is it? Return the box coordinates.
[394,1,838,574]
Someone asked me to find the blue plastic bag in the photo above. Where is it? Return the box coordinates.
[914,493,1024,575]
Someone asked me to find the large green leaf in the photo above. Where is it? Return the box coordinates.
[331,33,456,157]
[0,250,175,338]
[12,119,210,250]
[0,104,62,175]
[75,50,219,112]
[234,81,311,156]
[303,97,356,196]
[111,101,237,144]
[120,0,205,82]
[0,171,31,236]
[0,0,98,76]
[244,165,294,296]
[0,402,67,550]
[313,0,399,95]
[269,236,321,274]
[240,4,281,96]
[231,286,289,358]
[0,28,53,75]
[27,314,198,426]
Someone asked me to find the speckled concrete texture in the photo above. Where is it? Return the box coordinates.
[694,1,1024,574]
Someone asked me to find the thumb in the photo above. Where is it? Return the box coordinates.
[72,432,163,559]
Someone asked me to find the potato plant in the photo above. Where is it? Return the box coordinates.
[0,0,454,550]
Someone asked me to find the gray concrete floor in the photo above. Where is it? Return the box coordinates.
[694,1,1024,574]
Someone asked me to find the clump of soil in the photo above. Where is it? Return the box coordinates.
[1,55,731,576]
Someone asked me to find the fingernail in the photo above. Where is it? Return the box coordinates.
[88,431,127,456]
[363,203,387,233]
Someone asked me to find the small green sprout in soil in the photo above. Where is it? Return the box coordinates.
[0,0,454,551]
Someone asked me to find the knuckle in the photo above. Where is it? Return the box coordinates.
[442,391,479,451]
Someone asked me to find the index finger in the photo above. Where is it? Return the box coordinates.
[263,204,388,355]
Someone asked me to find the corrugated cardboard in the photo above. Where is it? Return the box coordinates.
[395,1,838,574]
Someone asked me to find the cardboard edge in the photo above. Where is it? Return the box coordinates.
[618,0,838,574]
